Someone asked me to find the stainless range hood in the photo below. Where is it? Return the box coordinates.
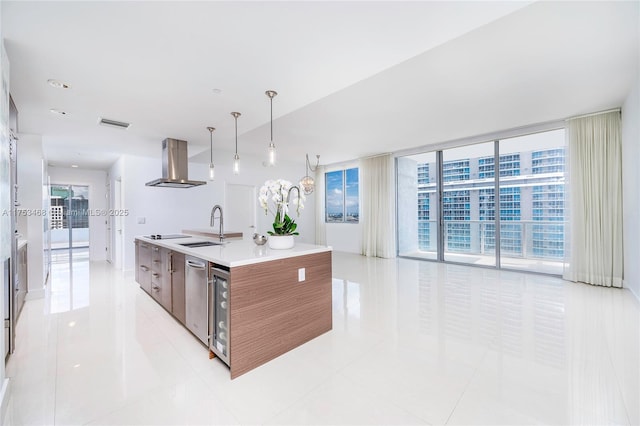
[146,138,206,188]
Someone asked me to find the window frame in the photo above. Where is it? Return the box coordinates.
[325,167,359,224]
[395,123,567,276]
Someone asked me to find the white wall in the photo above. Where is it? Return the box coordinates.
[48,166,108,261]
[326,223,362,254]
[622,74,640,301]
[323,161,362,254]
[111,152,316,273]
[16,134,46,294]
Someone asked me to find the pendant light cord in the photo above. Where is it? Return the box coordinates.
[270,96,273,142]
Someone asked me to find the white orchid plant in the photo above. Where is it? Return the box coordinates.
[258,179,306,236]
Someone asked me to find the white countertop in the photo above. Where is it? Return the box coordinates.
[135,235,331,267]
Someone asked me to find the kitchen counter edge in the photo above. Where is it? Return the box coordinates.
[134,236,332,268]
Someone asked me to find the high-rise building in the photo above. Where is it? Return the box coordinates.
[416,147,565,260]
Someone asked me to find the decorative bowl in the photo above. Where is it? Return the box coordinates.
[253,233,268,246]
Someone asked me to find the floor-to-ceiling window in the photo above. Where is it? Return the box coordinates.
[396,127,566,275]
[498,131,565,274]
[442,142,495,266]
[397,152,437,260]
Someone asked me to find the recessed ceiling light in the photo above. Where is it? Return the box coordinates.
[71,165,79,168]
[47,79,70,89]
[212,88,222,94]
[50,108,67,115]
[68,321,76,327]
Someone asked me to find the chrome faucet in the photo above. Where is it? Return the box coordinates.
[210,205,225,242]
[286,186,302,215]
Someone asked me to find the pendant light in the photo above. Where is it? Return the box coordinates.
[300,154,320,194]
[265,90,277,166]
[207,127,215,180]
[231,112,241,175]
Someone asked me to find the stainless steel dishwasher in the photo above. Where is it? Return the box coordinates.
[185,256,210,345]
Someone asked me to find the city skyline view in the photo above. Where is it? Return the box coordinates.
[326,168,359,222]
[398,128,566,275]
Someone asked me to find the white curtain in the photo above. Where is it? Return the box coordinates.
[314,165,326,245]
[564,111,623,287]
[360,154,395,258]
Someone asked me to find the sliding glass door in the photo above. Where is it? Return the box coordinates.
[397,152,438,260]
[396,128,566,275]
[50,184,90,261]
[498,130,565,274]
[442,142,496,266]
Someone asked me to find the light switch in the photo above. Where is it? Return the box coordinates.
[137,217,146,224]
[298,268,306,282]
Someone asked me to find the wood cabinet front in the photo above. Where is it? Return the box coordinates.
[150,245,172,311]
[229,251,332,378]
[137,241,152,293]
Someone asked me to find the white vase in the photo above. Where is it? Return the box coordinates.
[268,235,295,249]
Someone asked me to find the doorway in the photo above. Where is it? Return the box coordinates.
[50,184,90,262]
[225,184,256,240]
[105,181,111,263]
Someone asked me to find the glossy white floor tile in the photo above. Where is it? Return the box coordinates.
[3,252,639,425]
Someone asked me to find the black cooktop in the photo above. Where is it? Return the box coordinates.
[145,234,191,240]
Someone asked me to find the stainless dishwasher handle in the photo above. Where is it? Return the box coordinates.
[186,260,206,269]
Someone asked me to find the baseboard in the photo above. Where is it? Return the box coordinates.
[0,378,10,425]
[25,288,45,300]
[626,282,640,304]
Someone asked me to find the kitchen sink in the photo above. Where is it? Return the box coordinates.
[178,241,223,248]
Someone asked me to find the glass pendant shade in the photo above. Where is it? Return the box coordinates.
[209,163,215,180]
[268,142,276,166]
[233,154,240,175]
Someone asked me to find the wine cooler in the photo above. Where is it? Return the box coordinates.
[209,263,230,366]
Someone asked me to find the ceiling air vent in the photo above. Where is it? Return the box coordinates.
[98,117,131,129]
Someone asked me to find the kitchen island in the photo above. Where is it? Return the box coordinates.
[134,235,332,378]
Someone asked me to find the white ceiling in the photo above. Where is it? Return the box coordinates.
[3,1,638,169]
